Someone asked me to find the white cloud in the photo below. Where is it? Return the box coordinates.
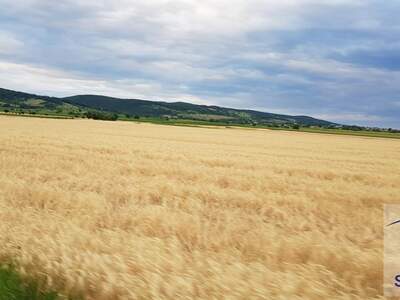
[0,0,371,37]
[0,60,212,104]
[0,31,23,55]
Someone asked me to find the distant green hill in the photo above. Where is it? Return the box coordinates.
[0,87,336,126]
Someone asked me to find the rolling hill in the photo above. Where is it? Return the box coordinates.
[0,87,336,126]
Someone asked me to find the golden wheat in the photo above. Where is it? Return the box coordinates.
[0,116,399,299]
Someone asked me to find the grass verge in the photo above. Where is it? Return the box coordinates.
[0,266,59,300]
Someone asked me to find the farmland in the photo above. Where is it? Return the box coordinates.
[0,116,399,299]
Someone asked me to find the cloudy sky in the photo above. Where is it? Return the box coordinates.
[0,0,399,127]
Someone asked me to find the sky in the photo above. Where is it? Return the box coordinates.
[0,0,399,128]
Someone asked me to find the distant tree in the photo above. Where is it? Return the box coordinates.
[292,124,300,130]
[85,110,118,121]
[134,115,140,119]
[343,125,362,131]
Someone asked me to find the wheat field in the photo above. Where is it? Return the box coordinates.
[0,116,399,299]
